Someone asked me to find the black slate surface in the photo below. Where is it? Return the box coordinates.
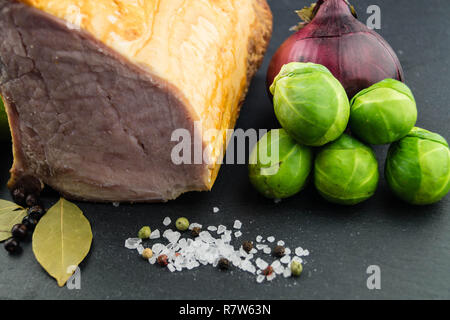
[0,0,449,300]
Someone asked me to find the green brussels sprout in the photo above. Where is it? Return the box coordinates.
[350,79,417,145]
[249,129,313,199]
[270,62,350,147]
[385,127,450,205]
[314,134,379,205]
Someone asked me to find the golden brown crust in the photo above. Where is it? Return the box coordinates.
[208,0,272,189]
[247,0,273,82]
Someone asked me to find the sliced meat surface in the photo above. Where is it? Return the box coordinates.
[0,0,272,202]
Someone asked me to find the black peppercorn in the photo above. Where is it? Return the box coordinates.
[12,187,26,206]
[11,224,28,240]
[28,205,46,221]
[22,215,38,231]
[273,245,285,258]
[242,241,253,253]
[191,227,201,238]
[218,258,230,270]
[25,194,39,207]
[4,238,21,254]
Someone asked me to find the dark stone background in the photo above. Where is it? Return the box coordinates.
[0,0,449,299]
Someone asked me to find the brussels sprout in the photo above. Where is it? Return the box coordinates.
[385,127,450,205]
[249,129,313,199]
[349,79,417,145]
[270,62,350,147]
[314,134,379,205]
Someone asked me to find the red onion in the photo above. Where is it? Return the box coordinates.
[267,0,404,98]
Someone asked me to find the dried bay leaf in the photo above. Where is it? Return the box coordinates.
[33,198,92,287]
[0,199,26,242]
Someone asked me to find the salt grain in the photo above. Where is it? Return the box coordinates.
[280,255,291,264]
[263,247,271,254]
[277,240,285,246]
[295,247,304,256]
[256,244,267,250]
[217,225,227,234]
[255,258,268,270]
[213,207,220,213]
[125,238,142,249]
[167,264,176,272]
[189,223,202,230]
[233,220,242,229]
[267,236,275,243]
[234,231,242,238]
[150,229,160,239]
[163,217,171,226]
[271,260,281,268]
[283,268,292,278]
[256,275,265,283]
[207,226,218,232]
[256,235,262,242]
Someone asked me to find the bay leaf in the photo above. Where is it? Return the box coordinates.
[32,198,92,287]
[0,199,26,242]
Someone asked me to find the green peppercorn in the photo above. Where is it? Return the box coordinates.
[191,227,201,238]
[291,260,303,277]
[175,217,190,231]
[138,226,151,239]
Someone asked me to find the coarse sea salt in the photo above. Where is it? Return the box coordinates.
[217,225,227,234]
[280,255,291,264]
[150,229,160,239]
[125,238,142,249]
[125,219,310,285]
[163,217,171,226]
[213,207,220,213]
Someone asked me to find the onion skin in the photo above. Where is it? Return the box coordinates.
[267,0,404,99]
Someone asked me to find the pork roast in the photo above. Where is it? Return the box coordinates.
[0,0,272,202]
